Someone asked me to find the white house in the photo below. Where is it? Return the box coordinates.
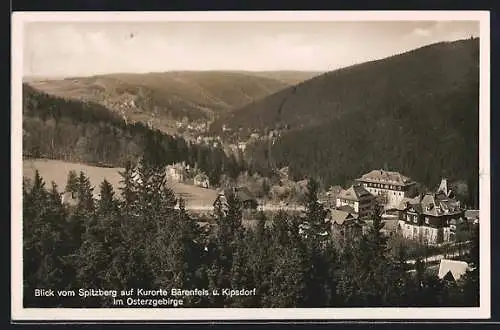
[166,162,188,183]
[194,173,210,188]
[356,169,416,209]
[438,259,469,281]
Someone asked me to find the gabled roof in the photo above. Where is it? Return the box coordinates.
[337,185,373,202]
[398,193,463,217]
[357,169,414,186]
[420,193,462,216]
[438,259,469,281]
[329,209,356,225]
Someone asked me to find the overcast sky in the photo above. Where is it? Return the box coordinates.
[23,20,479,77]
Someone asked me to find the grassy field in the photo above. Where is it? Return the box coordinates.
[23,158,219,207]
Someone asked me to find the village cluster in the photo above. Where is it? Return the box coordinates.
[61,160,479,250]
[323,169,479,246]
[214,168,480,247]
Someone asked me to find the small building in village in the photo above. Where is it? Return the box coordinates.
[397,180,466,245]
[335,184,375,219]
[193,173,210,189]
[166,162,189,183]
[328,208,364,240]
[61,190,79,206]
[213,186,258,211]
[438,259,469,282]
[356,169,416,209]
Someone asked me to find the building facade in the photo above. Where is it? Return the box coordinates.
[356,169,416,209]
[335,184,375,219]
[397,190,466,245]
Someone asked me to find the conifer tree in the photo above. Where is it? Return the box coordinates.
[65,170,79,195]
[229,231,253,307]
[118,160,139,211]
[304,177,328,230]
[23,171,48,306]
[44,182,71,305]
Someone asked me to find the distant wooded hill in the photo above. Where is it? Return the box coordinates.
[24,71,320,134]
[22,84,246,186]
[218,38,479,207]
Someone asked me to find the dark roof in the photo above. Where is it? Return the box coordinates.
[442,270,456,282]
[357,169,414,186]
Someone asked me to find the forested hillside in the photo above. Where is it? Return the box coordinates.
[227,70,321,85]
[25,71,313,134]
[22,84,245,186]
[221,38,480,207]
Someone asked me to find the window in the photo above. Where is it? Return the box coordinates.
[425,217,429,225]
[413,216,418,223]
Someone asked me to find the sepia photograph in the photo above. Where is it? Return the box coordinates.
[11,11,490,321]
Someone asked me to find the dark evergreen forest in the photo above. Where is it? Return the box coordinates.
[21,39,481,307]
[23,163,479,308]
